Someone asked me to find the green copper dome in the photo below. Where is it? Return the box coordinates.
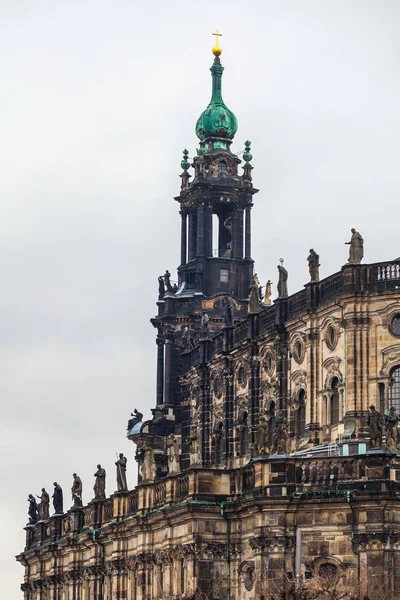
[195,56,238,142]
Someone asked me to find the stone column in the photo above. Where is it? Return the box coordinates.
[156,334,164,405]
[186,558,195,597]
[188,211,197,261]
[231,208,239,258]
[200,364,211,467]
[205,203,213,257]
[345,320,357,415]
[275,337,289,412]
[181,385,191,471]
[249,353,261,446]
[127,569,134,600]
[360,316,371,420]
[164,335,173,405]
[307,330,320,442]
[180,211,187,266]
[238,208,244,259]
[223,360,234,465]
[244,206,252,259]
[218,214,226,256]
[196,203,205,257]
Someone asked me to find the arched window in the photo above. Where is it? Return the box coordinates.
[239,411,249,456]
[215,422,224,465]
[330,377,339,425]
[296,389,306,439]
[218,160,227,174]
[319,562,338,580]
[389,366,400,415]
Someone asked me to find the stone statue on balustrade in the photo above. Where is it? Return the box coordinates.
[223,297,234,327]
[277,423,290,455]
[27,494,39,525]
[115,453,128,491]
[367,405,383,449]
[140,442,156,483]
[36,488,50,520]
[345,228,364,264]
[385,407,399,451]
[164,270,173,293]
[93,464,106,500]
[264,280,272,305]
[189,419,202,466]
[255,415,269,456]
[158,275,165,299]
[127,409,143,432]
[307,249,320,282]
[272,413,287,454]
[277,261,288,298]
[201,313,210,337]
[52,482,63,515]
[167,434,181,474]
[248,274,261,313]
[71,473,83,508]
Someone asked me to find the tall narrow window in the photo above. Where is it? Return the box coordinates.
[220,268,229,283]
[212,213,219,257]
[389,366,400,414]
[330,377,339,425]
[296,390,306,439]
[215,422,224,464]
[240,411,249,456]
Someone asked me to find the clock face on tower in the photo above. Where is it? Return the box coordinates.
[391,314,400,337]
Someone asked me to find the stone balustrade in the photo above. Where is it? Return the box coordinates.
[23,451,400,551]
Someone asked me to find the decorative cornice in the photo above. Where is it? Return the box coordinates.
[250,534,295,554]
[352,532,400,552]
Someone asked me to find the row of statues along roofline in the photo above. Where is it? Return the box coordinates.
[27,402,399,525]
[26,435,180,526]
[27,455,128,525]
[248,228,363,313]
[158,228,364,320]
[199,229,363,329]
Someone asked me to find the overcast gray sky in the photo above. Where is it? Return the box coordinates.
[2,1,400,597]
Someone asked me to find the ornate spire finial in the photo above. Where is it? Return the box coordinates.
[180,149,191,190]
[212,29,223,56]
[242,140,253,183]
[181,149,190,171]
[243,140,252,163]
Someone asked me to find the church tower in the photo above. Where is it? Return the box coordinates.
[130,38,258,478]
[176,44,257,305]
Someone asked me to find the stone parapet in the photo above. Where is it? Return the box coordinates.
[21,451,400,552]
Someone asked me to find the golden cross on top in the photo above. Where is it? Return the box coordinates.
[212,29,223,45]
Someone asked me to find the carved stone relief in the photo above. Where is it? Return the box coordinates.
[322,357,343,388]
[290,370,307,404]
[239,561,255,591]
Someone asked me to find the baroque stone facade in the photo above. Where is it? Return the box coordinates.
[17,46,400,600]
